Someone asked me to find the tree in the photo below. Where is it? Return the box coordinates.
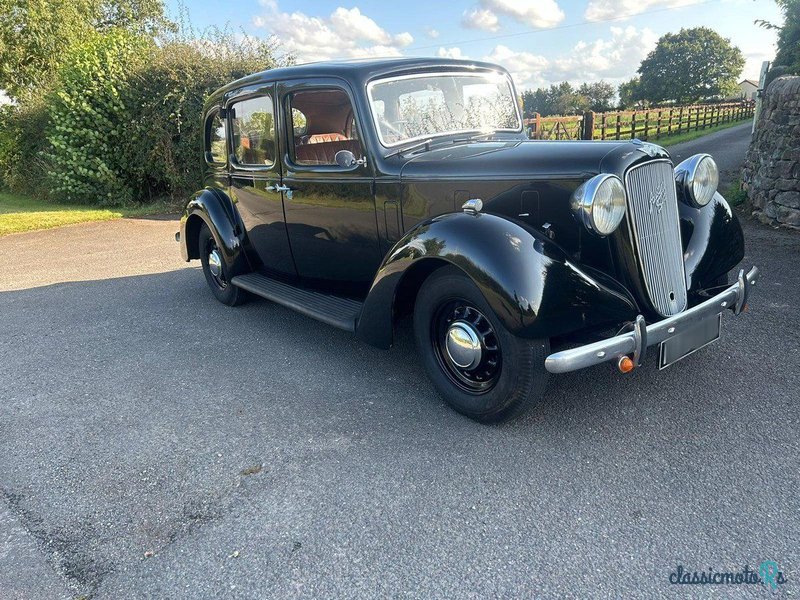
[521,82,592,116]
[578,81,616,112]
[758,0,800,74]
[637,27,745,103]
[617,77,643,108]
[0,0,169,99]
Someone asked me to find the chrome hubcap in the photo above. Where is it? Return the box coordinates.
[445,321,482,370]
[432,302,501,394]
[208,249,223,278]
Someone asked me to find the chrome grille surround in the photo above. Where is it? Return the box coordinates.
[624,159,687,317]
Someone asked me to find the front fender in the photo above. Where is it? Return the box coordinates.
[681,191,745,299]
[180,188,249,275]
[356,212,638,348]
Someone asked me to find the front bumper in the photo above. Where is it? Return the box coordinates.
[545,267,759,374]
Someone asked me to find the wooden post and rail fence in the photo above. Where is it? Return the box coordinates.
[524,101,755,141]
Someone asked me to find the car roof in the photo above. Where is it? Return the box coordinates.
[204,57,510,111]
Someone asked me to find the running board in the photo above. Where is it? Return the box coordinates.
[231,273,362,332]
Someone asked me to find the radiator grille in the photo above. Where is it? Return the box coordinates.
[624,160,687,316]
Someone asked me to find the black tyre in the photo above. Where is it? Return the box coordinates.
[198,224,248,306]
[413,266,549,423]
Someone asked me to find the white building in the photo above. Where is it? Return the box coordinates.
[738,79,759,100]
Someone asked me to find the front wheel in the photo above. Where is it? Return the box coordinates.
[413,266,549,423]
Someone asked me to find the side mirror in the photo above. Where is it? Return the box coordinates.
[335,149,357,168]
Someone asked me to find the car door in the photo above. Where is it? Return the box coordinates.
[277,79,380,288]
[227,84,296,277]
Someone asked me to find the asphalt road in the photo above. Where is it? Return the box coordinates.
[1,125,798,599]
[667,122,753,189]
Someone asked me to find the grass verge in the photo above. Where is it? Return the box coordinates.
[0,193,178,236]
[724,179,748,207]
[656,119,750,147]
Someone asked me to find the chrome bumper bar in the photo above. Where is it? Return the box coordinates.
[545,267,759,374]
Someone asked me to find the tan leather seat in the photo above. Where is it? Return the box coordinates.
[295,140,362,166]
[307,132,348,144]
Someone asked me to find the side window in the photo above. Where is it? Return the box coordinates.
[231,95,275,167]
[289,88,364,167]
[206,110,226,164]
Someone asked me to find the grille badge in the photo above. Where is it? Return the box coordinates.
[649,180,666,214]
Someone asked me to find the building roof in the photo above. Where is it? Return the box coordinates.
[739,79,759,87]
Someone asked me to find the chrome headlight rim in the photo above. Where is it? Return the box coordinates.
[674,153,718,208]
[571,173,627,236]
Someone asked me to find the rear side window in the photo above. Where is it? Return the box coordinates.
[205,110,226,164]
[231,95,275,167]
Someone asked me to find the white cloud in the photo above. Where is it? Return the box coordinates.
[461,7,500,31]
[545,26,657,84]
[484,45,550,90]
[425,28,440,39]
[584,0,703,22]
[482,0,565,28]
[438,47,467,59]
[484,26,657,90]
[736,31,778,81]
[394,31,414,47]
[253,3,413,62]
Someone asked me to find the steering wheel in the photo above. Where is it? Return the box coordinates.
[380,118,410,142]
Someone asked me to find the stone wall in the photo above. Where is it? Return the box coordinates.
[743,76,800,228]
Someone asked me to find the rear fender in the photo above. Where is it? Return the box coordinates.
[356,211,638,348]
[180,188,249,275]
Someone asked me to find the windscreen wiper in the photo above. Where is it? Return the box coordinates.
[451,131,495,144]
[384,139,433,159]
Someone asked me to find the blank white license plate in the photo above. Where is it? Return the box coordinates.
[658,313,722,369]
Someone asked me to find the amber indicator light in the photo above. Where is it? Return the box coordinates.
[617,356,635,373]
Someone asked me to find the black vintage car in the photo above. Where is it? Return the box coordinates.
[178,57,758,423]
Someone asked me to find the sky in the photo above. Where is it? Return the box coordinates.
[167,0,783,91]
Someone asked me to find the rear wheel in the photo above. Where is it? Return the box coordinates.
[198,224,248,306]
[413,266,549,423]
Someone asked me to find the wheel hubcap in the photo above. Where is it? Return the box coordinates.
[208,249,223,278]
[445,321,482,369]
[433,302,501,394]
[206,244,227,289]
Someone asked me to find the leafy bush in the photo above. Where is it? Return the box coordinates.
[0,100,51,197]
[45,29,150,204]
[121,28,283,201]
[36,24,284,205]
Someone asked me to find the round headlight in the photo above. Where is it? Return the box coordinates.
[674,154,718,208]
[571,174,627,236]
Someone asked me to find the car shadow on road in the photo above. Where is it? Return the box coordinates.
[0,266,769,435]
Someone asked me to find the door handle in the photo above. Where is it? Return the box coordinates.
[266,184,293,200]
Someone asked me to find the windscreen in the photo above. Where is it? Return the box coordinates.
[367,72,521,147]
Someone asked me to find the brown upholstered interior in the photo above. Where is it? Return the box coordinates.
[290,89,363,166]
[307,132,347,144]
[294,139,362,166]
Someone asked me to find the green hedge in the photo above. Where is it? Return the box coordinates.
[46,29,149,204]
[0,26,283,206]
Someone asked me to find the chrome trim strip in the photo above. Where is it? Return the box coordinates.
[624,159,688,317]
[544,266,759,374]
[633,314,646,366]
